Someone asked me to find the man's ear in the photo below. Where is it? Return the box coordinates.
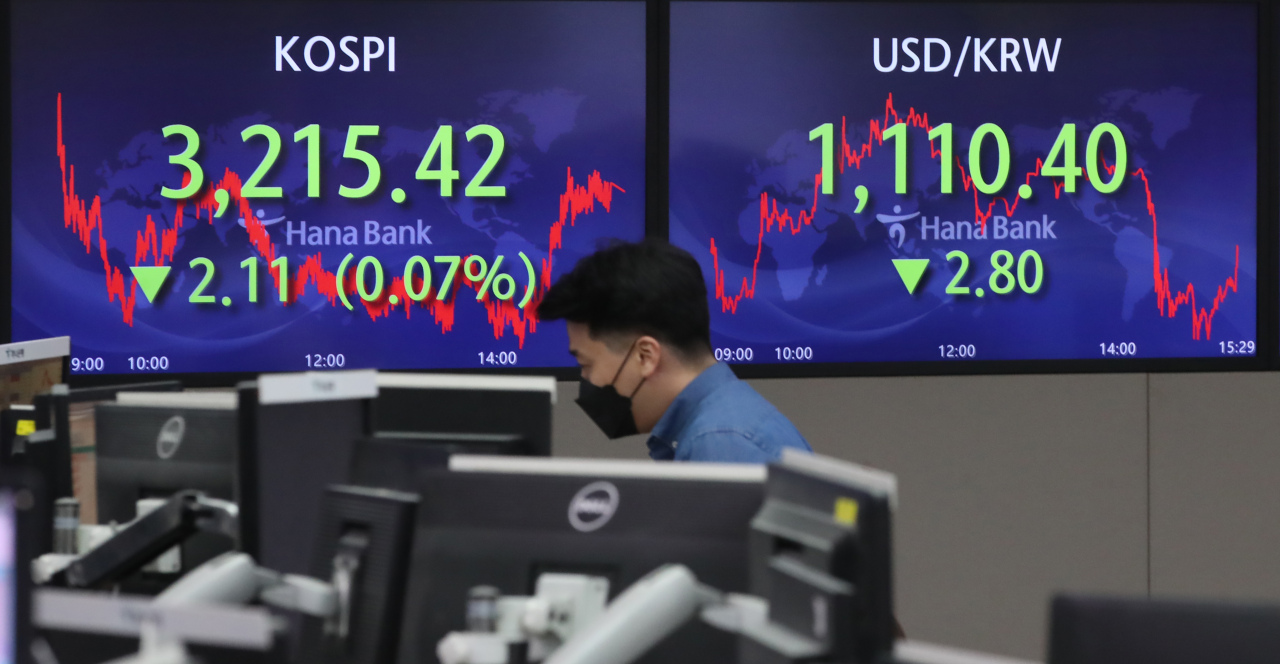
[634,335,662,378]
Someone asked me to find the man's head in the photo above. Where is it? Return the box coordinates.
[537,240,716,434]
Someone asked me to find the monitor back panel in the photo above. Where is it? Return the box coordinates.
[398,470,763,664]
[1049,595,1280,664]
[374,387,551,456]
[245,398,369,577]
[94,404,237,524]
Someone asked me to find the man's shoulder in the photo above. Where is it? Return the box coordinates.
[693,378,792,429]
[676,382,811,462]
[677,425,811,463]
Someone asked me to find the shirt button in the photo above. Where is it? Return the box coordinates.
[672,441,679,449]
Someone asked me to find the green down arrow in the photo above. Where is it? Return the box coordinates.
[891,259,929,295]
[130,266,172,304]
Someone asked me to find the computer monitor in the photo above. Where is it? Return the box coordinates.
[7,380,185,551]
[94,392,239,525]
[65,380,184,525]
[373,374,555,457]
[741,450,897,664]
[18,381,183,510]
[391,455,766,664]
[298,485,418,664]
[90,391,239,587]
[1049,594,1280,664]
[349,433,527,491]
[236,371,376,577]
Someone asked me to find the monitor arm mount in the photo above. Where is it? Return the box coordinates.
[36,491,238,590]
[438,565,828,664]
[463,565,1012,664]
[436,573,613,664]
[75,528,369,664]
[157,535,374,645]
[86,551,344,664]
[34,488,355,620]
[114,543,369,664]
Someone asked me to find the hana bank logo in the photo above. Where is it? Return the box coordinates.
[877,206,920,248]
[568,481,620,533]
[238,209,288,229]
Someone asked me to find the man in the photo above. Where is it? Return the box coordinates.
[537,240,812,462]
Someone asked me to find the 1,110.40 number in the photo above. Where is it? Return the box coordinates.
[810,121,1127,197]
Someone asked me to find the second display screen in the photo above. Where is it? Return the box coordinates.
[670,2,1258,366]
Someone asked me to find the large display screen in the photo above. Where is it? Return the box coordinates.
[11,1,646,375]
[670,2,1258,367]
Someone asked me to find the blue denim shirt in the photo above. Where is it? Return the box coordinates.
[646,362,812,463]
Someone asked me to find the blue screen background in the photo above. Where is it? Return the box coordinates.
[670,2,1257,364]
[11,1,646,374]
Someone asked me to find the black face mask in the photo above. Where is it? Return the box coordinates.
[576,344,645,439]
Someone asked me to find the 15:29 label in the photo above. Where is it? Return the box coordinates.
[1219,341,1255,355]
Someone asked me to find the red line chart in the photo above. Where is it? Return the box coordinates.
[56,94,625,347]
[709,93,1240,340]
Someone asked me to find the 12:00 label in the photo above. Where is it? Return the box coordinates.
[939,345,976,359]
[306,354,346,368]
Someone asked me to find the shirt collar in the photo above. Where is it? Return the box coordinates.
[648,362,738,447]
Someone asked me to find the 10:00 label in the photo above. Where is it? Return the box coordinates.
[128,356,169,371]
[775,346,814,361]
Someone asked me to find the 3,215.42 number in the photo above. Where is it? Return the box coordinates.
[160,123,507,201]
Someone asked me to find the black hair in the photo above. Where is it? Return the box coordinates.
[537,240,713,360]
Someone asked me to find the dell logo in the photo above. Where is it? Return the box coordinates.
[568,481,619,533]
[156,415,185,460]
